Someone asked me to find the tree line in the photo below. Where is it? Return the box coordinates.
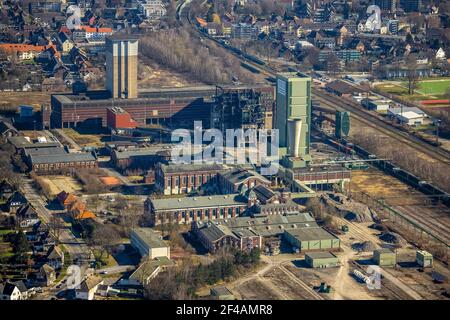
[139,29,258,85]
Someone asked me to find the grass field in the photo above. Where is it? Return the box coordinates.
[413,78,450,96]
[376,78,450,102]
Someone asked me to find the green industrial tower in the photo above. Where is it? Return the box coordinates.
[275,72,312,168]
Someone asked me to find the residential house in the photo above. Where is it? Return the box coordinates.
[6,191,28,213]
[37,264,56,286]
[0,282,25,300]
[46,245,64,270]
[15,204,40,228]
[75,276,103,300]
[0,180,14,200]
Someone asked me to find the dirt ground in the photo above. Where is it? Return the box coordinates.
[138,61,203,88]
[0,92,52,111]
[39,175,83,196]
[350,169,421,205]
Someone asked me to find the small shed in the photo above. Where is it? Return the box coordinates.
[373,248,396,266]
[416,250,433,268]
[305,251,339,268]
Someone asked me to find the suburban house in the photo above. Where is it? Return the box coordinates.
[46,245,64,270]
[0,281,29,300]
[6,191,28,213]
[37,264,56,286]
[15,204,40,228]
[75,276,104,300]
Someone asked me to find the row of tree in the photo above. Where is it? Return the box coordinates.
[145,248,261,299]
[139,29,258,85]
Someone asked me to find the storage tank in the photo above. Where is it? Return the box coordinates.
[288,119,302,157]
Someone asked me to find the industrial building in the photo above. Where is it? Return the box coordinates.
[416,250,433,268]
[46,85,275,130]
[106,107,137,130]
[155,163,224,195]
[211,85,274,133]
[145,194,249,226]
[373,248,396,266]
[305,251,339,268]
[105,35,139,99]
[283,227,341,252]
[130,228,170,259]
[275,72,312,169]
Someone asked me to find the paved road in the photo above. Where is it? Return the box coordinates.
[20,177,90,261]
[96,265,135,275]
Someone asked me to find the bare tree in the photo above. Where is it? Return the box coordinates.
[48,215,65,244]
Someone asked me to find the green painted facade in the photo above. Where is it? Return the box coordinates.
[373,249,396,266]
[276,72,312,164]
[305,252,339,268]
[283,228,340,252]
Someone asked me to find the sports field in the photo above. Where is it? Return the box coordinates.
[376,77,450,100]
[414,78,450,96]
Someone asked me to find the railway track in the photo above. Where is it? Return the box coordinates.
[179,5,450,167]
[278,265,324,300]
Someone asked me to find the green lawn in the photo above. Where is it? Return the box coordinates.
[415,79,450,96]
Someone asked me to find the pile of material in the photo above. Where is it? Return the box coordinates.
[379,232,406,246]
[351,241,377,252]
[320,192,377,223]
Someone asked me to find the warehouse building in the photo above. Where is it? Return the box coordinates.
[305,251,339,268]
[130,228,170,259]
[284,227,340,252]
[416,250,433,268]
[373,248,396,266]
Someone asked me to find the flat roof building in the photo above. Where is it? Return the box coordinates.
[305,251,339,268]
[130,228,170,259]
[416,250,433,268]
[373,248,396,266]
[284,227,341,252]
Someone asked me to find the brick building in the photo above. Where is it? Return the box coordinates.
[106,107,137,130]
[144,194,249,226]
[155,163,224,195]
[218,167,271,194]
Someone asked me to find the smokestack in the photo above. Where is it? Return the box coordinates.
[288,119,302,158]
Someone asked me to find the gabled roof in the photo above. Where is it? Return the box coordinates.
[16,203,38,219]
[7,191,28,206]
[78,276,103,292]
[47,245,64,260]
[220,167,270,185]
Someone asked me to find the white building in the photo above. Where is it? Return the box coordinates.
[75,276,103,300]
[130,228,170,259]
[139,0,167,20]
[393,111,424,126]
[361,97,391,111]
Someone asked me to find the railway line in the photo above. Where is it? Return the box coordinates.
[178,1,450,250]
[178,0,450,167]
